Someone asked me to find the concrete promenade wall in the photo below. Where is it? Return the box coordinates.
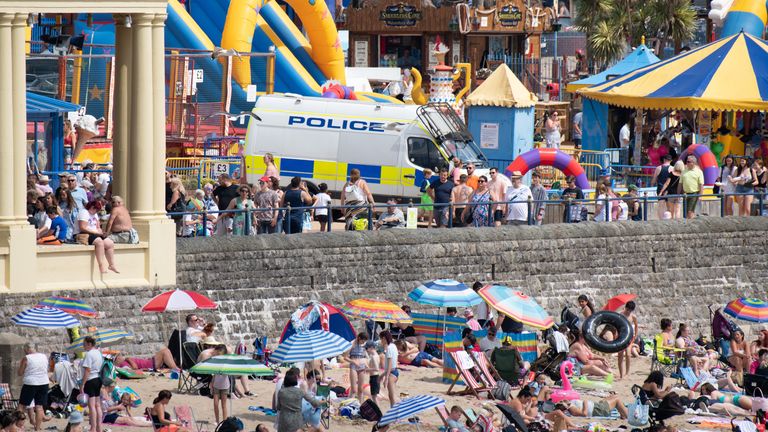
[1,217,767,355]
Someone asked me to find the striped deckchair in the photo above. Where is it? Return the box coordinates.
[446,350,491,399]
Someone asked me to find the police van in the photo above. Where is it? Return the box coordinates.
[243,94,489,202]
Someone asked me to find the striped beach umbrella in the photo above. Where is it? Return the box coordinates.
[141,289,218,312]
[408,279,483,307]
[37,296,97,318]
[724,298,768,323]
[578,32,768,112]
[190,355,273,376]
[270,330,352,364]
[478,285,554,330]
[11,307,80,329]
[67,329,135,351]
[340,298,412,324]
[378,395,445,426]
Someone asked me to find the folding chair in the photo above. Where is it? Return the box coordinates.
[175,404,210,432]
[316,384,331,430]
[650,334,686,381]
[446,351,491,399]
[145,407,160,432]
[472,351,500,387]
[178,342,209,393]
[0,383,19,410]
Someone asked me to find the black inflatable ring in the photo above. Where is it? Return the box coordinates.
[582,311,634,353]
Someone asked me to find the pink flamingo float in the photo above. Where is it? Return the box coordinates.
[550,361,581,403]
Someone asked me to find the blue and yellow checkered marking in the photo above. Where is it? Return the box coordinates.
[245,155,417,187]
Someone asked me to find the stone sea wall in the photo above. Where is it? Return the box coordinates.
[1,217,767,356]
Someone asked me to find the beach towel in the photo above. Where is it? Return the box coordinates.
[442,330,467,384]
[53,361,78,398]
[116,368,147,379]
[249,406,277,416]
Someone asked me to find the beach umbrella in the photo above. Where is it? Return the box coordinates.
[142,289,218,383]
[477,285,554,330]
[340,298,413,324]
[190,355,273,376]
[37,296,97,318]
[11,307,80,329]
[280,301,356,343]
[603,293,637,312]
[270,330,352,364]
[141,289,218,312]
[67,329,134,351]
[408,279,483,307]
[724,298,768,323]
[378,395,445,426]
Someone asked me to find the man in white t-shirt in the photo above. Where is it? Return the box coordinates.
[504,171,533,226]
[478,326,502,357]
[185,314,205,343]
[471,281,494,327]
[80,336,104,432]
[619,122,631,148]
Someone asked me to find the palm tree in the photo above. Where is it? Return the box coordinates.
[646,0,697,53]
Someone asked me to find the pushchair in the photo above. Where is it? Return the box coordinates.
[708,305,738,368]
[530,347,566,384]
[560,307,581,335]
[632,385,686,428]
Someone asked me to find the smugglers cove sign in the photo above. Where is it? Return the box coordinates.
[498,4,523,27]
[380,3,423,26]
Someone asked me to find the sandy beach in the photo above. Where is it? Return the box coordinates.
[41,353,666,431]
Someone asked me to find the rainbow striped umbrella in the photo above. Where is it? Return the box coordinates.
[340,298,412,324]
[477,285,554,330]
[408,279,483,307]
[37,296,97,318]
[724,298,768,323]
[67,329,135,351]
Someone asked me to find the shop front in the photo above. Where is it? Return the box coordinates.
[342,0,546,76]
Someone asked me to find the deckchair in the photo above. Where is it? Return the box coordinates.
[0,383,18,410]
[679,366,701,390]
[316,384,331,430]
[651,334,686,380]
[145,407,160,432]
[446,351,491,399]
[174,404,210,432]
[472,351,501,388]
[179,342,209,393]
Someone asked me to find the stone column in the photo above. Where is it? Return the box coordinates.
[112,14,133,204]
[0,14,14,225]
[129,14,154,219]
[11,14,26,223]
[152,13,167,216]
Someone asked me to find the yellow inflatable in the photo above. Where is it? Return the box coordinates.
[410,67,428,105]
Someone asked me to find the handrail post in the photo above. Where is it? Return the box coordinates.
[449,202,454,228]
[720,192,726,218]
[642,193,648,222]
[682,193,688,219]
[527,196,533,226]
[604,196,609,221]
[244,207,251,236]
[487,202,493,227]
[758,191,764,217]
[367,203,373,231]
[286,204,291,234]
[202,209,208,237]
[564,197,571,223]
[327,203,332,232]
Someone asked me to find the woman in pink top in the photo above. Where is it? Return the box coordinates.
[115,349,178,371]
[644,139,670,174]
[263,153,279,181]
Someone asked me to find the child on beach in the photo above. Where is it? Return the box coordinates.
[618,301,639,380]
[365,341,381,404]
[212,373,230,423]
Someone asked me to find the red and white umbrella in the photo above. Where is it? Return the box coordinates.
[141,289,218,312]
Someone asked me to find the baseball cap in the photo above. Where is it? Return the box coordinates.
[364,341,377,349]
[259,175,271,182]
[628,184,638,191]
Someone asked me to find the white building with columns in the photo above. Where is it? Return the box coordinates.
[0,0,175,292]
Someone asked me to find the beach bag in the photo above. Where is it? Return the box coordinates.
[491,379,513,401]
[359,399,383,422]
[353,218,368,231]
[215,416,244,432]
[127,228,139,244]
[345,182,366,203]
[302,212,312,232]
[752,388,768,414]
[628,395,649,426]
[100,356,116,387]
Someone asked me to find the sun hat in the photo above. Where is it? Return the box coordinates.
[462,309,474,318]
[38,175,50,183]
[202,336,223,346]
[501,336,513,346]
[68,411,84,424]
[509,171,523,179]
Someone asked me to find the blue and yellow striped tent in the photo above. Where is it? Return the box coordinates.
[578,32,768,112]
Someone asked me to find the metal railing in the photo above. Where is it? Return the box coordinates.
[167,190,767,236]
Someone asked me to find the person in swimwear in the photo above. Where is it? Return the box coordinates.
[394,340,443,368]
[568,329,612,377]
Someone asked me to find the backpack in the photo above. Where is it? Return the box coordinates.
[491,379,513,401]
[215,417,244,432]
[359,399,383,422]
[100,356,116,387]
